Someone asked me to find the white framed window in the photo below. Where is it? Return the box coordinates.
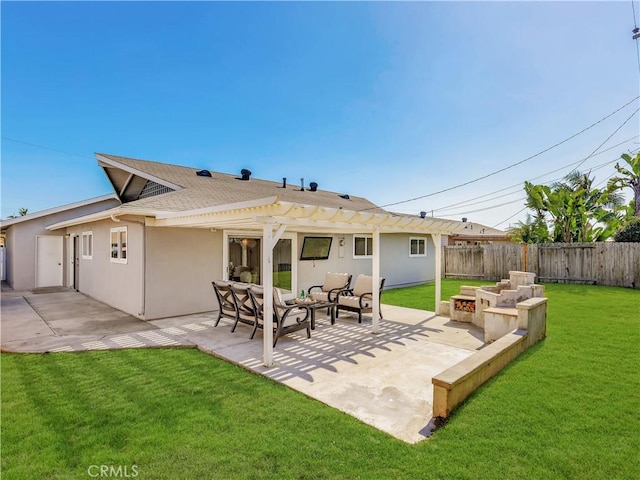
[409,237,427,257]
[353,235,372,258]
[110,227,127,264]
[81,231,93,259]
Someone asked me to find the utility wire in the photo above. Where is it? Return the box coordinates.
[392,108,639,219]
[409,137,638,215]
[1,136,93,159]
[440,149,639,223]
[429,146,636,214]
[362,96,640,211]
[493,207,528,228]
[571,107,639,172]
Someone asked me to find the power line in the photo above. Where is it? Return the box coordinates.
[436,197,527,218]
[571,107,639,172]
[1,136,93,159]
[490,147,639,228]
[428,138,638,214]
[363,96,640,211]
[493,207,528,229]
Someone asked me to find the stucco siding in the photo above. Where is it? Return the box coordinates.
[2,198,119,291]
[144,227,220,320]
[5,223,66,291]
[67,219,144,318]
[380,234,436,288]
[295,233,436,293]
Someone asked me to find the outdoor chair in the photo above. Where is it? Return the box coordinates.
[232,265,250,281]
[248,286,311,347]
[308,272,352,303]
[212,280,237,327]
[229,282,258,337]
[336,274,386,323]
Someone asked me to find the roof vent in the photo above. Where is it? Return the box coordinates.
[339,193,350,200]
[309,182,318,192]
[281,177,287,188]
[196,170,212,177]
[420,211,426,218]
[299,178,305,191]
[240,169,251,181]
[462,217,468,222]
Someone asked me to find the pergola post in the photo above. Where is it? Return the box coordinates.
[262,223,274,366]
[371,227,380,334]
[433,233,442,315]
[261,222,287,367]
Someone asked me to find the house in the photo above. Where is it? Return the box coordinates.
[444,220,510,245]
[1,195,121,290]
[2,153,473,364]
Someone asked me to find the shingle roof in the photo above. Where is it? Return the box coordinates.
[97,153,386,214]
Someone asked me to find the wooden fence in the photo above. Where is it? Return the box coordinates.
[442,243,640,289]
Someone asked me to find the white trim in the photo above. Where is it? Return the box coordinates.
[156,196,279,219]
[432,233,442,315]
[46,206,158,231]
[223,229,297,292]
[353,234,373,259]
[371,228,380,334]
[110,226,128,264]
[81,231,93,260]
[262,223,274,366]
[409,237,427,257]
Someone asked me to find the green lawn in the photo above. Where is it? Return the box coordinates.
[2,281,639,479]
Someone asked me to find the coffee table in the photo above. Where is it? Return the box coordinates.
[293,299,336,330]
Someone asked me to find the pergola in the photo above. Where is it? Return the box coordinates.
[146,196,468,367]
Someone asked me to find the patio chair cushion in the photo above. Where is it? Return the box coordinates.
[339,295,372,310]
[252,287,307,326]
[324,272,350,292]
[311,272,350,302]
[352,274,374,297]
[273,288,306,323]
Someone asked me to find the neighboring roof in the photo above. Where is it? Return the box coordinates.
[449,222,507,238]
[0,194,119,228]
[97,153,385,214]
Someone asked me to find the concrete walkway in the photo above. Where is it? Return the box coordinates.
[1,287,486,443]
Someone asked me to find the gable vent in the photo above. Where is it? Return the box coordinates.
[138,180,175,199]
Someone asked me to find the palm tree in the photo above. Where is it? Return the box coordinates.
[508,214,550,243]
[607,152,640,217]
[523,171,624,243]
[7,207,29,219]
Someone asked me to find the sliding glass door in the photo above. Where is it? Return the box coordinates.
[226,234,294,292]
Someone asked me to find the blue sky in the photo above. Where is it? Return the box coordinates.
[2,1,639,228]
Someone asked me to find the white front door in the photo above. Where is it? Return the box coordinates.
[36,236,63,287]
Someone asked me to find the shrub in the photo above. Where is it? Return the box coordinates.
[614,217,640,242]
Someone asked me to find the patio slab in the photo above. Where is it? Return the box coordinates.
[1,290,485,443]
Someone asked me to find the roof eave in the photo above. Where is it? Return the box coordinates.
[1,194,119,228]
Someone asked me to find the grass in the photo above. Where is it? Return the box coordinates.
[2,281,639,479]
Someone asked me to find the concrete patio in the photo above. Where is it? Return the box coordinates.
[1,287,486,443]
